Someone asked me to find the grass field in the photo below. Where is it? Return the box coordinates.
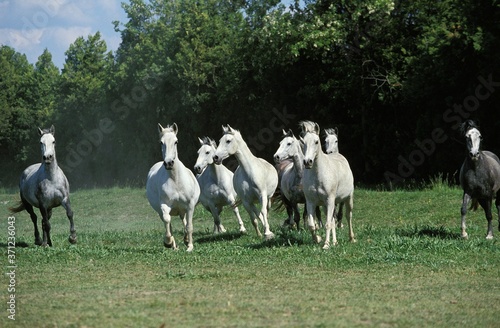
[1,185,499,327]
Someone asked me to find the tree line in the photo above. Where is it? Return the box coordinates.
[1,0,499,189]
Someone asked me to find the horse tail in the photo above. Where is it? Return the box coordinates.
[9,201,25,214]
[469,198,479,211]
[231,197,242,209]
[271,189,287,212]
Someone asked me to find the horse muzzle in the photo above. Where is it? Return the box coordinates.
[469,151,480,161]
[213,155,223,165]
[164,160,175,170]
[43,154,54,164]
[303,158,314,169]
[194,165,203,174]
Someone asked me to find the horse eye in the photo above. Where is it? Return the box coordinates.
[226,140,231,144]
[206,151,210,155]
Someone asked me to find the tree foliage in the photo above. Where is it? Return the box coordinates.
[1,0,499,188]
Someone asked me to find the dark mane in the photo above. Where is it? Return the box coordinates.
[460,120,479,135]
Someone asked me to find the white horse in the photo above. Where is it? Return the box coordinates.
[146,123,200,252]
[301,121,355,249]
[273,129,322,229]
[9,125,76,246]
[194,137,246,234]
[324,127,344,227]
[213,125,278,240]
[324,128,339,154]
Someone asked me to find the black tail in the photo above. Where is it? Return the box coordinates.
[9,201,25,214]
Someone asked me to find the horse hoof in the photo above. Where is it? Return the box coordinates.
[239,227,247,233]
[322,243,330,250]
[35,239,43,246]
[486,234,494,240]
[350,238,357,243]
[68,235,77,244]
[186,245,194,252]
[264,232,275,240]
[313,235,322,244]
[461,233,468,239]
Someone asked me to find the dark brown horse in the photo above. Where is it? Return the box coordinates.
[459,120,500,239]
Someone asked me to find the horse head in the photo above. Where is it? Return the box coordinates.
[158,123,179,170]
[38,125,56,164]
[324,127,339,154]
[300,121,321,169]
[274,129,299,163]
[194,137,216,174]
[214,125,239,165]
[462,120,482,161]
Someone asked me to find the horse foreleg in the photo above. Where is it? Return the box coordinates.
[460,193,471,239]
[478,198,494,239]
[260,195,274,240]
[160,204,177,250]
[323,203,337,250]
[39,206,52,247]
[23,199,42,245]
[306,201,321,244]
[62,197,77,244]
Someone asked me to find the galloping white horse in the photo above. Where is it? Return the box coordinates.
[9,125,76,246]
[194,137,246,234]
[324,127,344,227]
[301,121,355,249]
[146,123,200,251]
[213,125,278,240]
[274,129,322,229]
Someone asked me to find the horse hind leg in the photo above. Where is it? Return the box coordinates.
[22,198,42,245]
[243,201,262,237]
[209,205,226,234]
[495,190,500,232]
[345,197,356,243]
[62,198,77,244]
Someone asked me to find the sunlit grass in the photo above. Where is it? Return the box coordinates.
[1,186,499,327]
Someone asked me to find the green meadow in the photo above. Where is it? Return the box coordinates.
[1,186,499,327]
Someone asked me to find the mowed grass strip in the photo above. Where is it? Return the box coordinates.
[1,187,499,327]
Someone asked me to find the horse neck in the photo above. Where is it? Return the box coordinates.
[42,156,59,179]
[311,148,329,171]
[291,145,305,177]
[233,137,258,170]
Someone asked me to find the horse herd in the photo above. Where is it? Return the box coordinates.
[9,120,500,252]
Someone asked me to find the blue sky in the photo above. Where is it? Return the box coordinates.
[0,0,130,69]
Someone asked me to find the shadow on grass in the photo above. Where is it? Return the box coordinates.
[397,225,461,240]
[0,241,30,248]
[196,231,245,244]
[248,228,311,249]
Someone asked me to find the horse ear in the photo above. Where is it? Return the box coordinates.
[198,137,204,145]
[38,127,44,136]
[158,123,165,133]
[172,123,178,134]
[227,125,234,133]
[49,125,55,136]
[314,123,320,135]
[334,127,338,136]
[222,125,228,133]
[282,129,287,136]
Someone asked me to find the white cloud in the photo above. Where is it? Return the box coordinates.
[0,27,43,49]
